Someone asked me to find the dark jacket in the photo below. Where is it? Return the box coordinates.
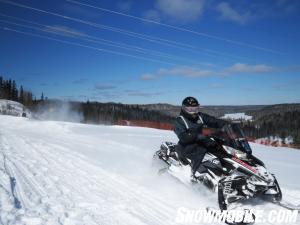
[174,111,227,146]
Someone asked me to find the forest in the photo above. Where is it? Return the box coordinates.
[240,111,300,146]
[0,76,35,106]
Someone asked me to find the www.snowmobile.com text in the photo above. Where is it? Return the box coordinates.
[175,207,298,224]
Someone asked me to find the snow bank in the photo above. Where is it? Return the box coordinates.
[255,136,294,147]
[0,99,31,118]
[0,115,299,225]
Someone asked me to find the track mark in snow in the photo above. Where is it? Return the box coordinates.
[1,127,177,225]
[9,177,21,209]
[0,138,22,210]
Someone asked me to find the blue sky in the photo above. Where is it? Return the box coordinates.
[0,0,300,105]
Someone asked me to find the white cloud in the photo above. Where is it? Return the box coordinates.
[215,1,299,25]
[141,66,214,80]
[216,2,253,25]
[140,63,277,80]
[142,0,298,26]
[155,0,206,23]
[157,66,214,77]
[222,63,275,75]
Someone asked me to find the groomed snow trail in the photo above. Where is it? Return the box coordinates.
[0,115,299,225]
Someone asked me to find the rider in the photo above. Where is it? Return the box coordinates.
[174,96,227,181]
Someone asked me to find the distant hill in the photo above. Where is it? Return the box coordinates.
[139,103,300,148]
[140,103,300,119]
[246,104,300,119]
[140,103,266,118]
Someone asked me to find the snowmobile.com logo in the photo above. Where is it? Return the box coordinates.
[175,207,298,224]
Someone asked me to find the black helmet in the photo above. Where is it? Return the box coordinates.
[181,96,200,119]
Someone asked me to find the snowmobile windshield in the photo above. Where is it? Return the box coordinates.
[217,124,252,155]
[223,123,245,139]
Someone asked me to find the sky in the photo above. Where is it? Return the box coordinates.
[0,0,300,105]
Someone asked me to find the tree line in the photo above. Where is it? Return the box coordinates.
[68,101,174,124]
[81,101,175,125]
[29,100,175,125]
[240,110,300,146]
[0,76,35,106]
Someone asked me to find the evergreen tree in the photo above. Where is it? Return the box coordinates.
[12,80,18,101]
[8,79,12,99]
[19,85,24,104]
[0,75,35,107]
[0,76,3,98]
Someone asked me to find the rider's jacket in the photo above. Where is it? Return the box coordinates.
[174,111,227,146]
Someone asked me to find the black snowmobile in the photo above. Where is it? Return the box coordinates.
[153,124,283,211]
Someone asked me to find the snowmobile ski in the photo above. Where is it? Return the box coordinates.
[274,200,300,211]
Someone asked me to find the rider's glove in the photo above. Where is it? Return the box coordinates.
[201,137,217,148]
[196,134,206,142]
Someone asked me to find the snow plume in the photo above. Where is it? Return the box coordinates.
[35,100,83,123]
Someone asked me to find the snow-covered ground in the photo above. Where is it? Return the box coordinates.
[0,100,31,118]
[221,112,252,121]
[0,115,299,225]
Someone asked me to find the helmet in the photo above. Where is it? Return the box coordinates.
[181,96,200,119]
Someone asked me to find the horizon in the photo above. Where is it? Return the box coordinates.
[8,97,298,107]
[1,0,300,105]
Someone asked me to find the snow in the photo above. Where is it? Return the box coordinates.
[0,100,31,118]
[0,115,299,225]
[221,112,252,121]
[255,136,294,146]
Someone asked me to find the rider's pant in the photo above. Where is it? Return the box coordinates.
[179,143,207,174]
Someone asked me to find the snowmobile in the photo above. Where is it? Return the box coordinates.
[153,123,283,211]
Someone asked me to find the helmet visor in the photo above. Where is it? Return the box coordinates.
[183,105,201,114]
